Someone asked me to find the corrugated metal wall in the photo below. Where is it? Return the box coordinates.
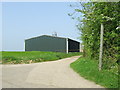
[25,35,67,53]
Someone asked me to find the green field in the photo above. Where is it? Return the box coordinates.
[1,51,81,64]
[70,57,119,88]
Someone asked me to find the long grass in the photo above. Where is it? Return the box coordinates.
[70,57,119,88]
[0,52,1,64]
[1,51,81,64]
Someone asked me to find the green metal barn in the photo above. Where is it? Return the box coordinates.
[25,35,80,53]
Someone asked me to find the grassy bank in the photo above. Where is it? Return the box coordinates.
[0,52,1,64]
[1,51,81,64]
[70,57,119,88]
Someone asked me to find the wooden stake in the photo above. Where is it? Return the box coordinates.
[99,23,104,71]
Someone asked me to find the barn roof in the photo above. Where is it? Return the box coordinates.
[25,35,80,43]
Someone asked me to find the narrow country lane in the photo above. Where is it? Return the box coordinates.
[1,56,103,88]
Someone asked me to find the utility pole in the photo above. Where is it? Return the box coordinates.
[99,23,104,71]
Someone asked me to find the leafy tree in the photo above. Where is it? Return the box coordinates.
[70,2,120,73]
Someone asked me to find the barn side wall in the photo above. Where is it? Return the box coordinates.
[25,36,67,53]
[68,39,80,52]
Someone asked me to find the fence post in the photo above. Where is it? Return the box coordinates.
[99,23,104,71]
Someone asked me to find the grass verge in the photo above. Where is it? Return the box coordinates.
[70,57,119,88]
[1,51,81,64]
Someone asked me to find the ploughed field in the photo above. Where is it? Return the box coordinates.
[1,51,81,64]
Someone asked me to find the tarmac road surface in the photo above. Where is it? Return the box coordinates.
[1,56,103,88]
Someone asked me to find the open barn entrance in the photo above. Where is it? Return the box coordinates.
[68,39,79,52]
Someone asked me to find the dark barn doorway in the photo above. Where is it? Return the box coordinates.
[68,39,79,52]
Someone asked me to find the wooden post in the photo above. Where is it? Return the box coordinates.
[99,23,104,71]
